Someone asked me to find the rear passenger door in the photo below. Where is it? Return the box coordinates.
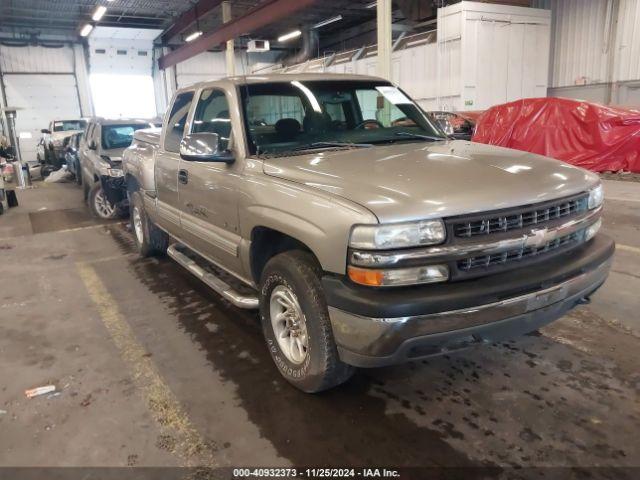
[177,88,243,273]
[155,91,194,232]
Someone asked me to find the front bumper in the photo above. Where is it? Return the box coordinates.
[325,235,614,367]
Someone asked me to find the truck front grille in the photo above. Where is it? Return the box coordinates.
[453,195,588,238]
[458,231,582,272]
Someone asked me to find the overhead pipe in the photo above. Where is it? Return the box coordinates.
[280,29,319,67]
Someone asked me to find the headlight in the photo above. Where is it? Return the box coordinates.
[348,264,449,287]
[52,139,63,147]
[350,219,446,250]
[588,184,603,210]
[107,168,124,177]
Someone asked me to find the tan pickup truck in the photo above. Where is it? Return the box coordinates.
[123,74,614,393]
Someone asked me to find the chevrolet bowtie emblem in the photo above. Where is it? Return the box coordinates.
[524,228,555,248]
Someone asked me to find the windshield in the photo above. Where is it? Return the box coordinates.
[101,124,150,150]
[53,120,87,132]
[240,80,445,156]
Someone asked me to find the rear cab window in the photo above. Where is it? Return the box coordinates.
[164,91,195,153]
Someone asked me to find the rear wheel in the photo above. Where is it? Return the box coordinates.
[88,182,117,220]
[130,191,168,257]
[75,160,82,186]
[259,250,355,393]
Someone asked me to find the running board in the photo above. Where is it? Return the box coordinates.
[167,244,259,309]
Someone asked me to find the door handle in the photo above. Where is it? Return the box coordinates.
[178,169,189,185]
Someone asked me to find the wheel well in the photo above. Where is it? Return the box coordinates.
[126,174,140,193]
[250,227,315,284]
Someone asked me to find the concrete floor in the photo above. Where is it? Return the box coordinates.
[0,179,638,472]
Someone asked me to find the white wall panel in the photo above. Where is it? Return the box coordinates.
[533,0,640,88]
[0,45,74,73]
[615,0,640,82]
[4,74,81,161]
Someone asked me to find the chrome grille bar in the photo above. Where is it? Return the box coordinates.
[454,196,588,238]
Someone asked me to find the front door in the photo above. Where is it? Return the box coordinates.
[177,88,243,274]
[155,91,194,232]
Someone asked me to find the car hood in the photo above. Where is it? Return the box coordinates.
[51,130,82,142]
[262,140,600,223]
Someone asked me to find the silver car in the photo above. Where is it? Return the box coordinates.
[79,118,157,219]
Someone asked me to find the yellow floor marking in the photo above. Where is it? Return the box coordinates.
[76,262,214,467]
[617,244,640,255]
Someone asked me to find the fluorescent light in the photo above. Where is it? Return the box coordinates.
[80,24,94,37]
[185,31,202,42]
[365,1,377,8]
[92,5,107,21]
[313,15,342,29]
[278,30,302,42]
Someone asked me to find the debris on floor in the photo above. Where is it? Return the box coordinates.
[25,385,56,398]
[44,167,73,184]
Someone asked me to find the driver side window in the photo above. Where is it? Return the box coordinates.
[192,89,232,151]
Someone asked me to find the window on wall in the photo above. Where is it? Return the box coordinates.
[90,74,156,119]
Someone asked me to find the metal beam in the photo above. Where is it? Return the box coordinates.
[159,0,320,70]
[161,0,224,44]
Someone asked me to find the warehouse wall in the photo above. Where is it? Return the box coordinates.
[278,1,550,112]
[532,0,640,105]
[0,44,92,162]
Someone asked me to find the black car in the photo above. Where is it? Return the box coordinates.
[64,132,84,185]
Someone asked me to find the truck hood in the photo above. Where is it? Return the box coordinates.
[262,140,599,223]
[50,130,82,143]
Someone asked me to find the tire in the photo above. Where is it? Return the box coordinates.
[7,190,18,208]
[82,173,91,201]
[40,165,52,178]
[259,250,355,393]
[130,191,168,257]
[88,181,118,220]
[75,160,82,186]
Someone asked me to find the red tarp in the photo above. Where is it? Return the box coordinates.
[472,97,640,173]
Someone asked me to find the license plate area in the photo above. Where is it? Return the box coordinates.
[526,285,569,311]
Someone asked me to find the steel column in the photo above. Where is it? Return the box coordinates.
[377,0,393,80]
[222,1,235,77]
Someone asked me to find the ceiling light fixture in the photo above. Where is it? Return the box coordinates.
[80,24,94,37]
[92,5,107,21]
[365,1,377,8]
[277,30,302,42]
[185,31,203,42]
[313,15,343,29]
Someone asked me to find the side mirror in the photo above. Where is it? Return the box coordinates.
[180,133,235,164]
[41,129,51,134]
[89,140,97,150]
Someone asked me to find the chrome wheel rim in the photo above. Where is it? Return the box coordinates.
[133,206,144,244]
[269,285,308,365]
[94,188,115,219]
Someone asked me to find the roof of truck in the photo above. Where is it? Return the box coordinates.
[87,118,159,126]
[177,73,387,93]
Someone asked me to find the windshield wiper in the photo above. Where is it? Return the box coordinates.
[393,132,448,142]
[291,141,374,152]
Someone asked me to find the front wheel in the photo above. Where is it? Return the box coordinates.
[88,182,117,220]
[130,191,168,257]
[259,250,355,393]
